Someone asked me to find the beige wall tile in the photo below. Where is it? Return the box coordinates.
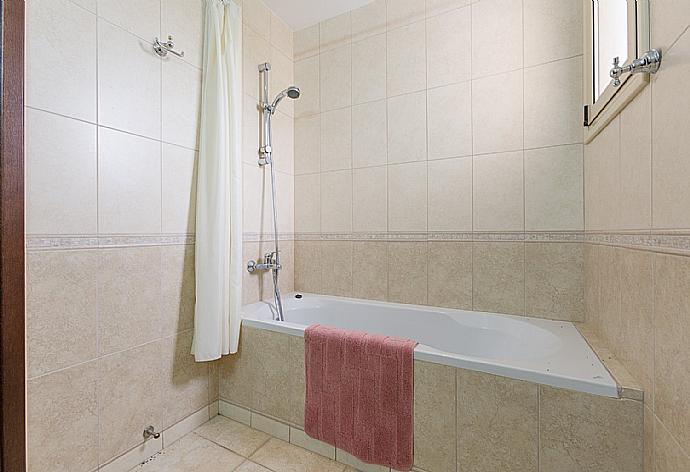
[428,157,473,232]
[619,86,652,230]
[524,56,583,149]
[243,242,265,305]
[387,91,427,164]
[27,361,98,472]
[525,243,584,321]
[539,386,643,472]
[414,361,456,472]
[320,108,352,171]
[473,242,525,315]
[161,245,195,337]
[26,0,97,122]
[353,242,389,301]
[320,241,354,297]
[427,82,472,160]
[295,56,320,117]
[472,70,523,154]
[295,241,322,293]
[320,45,352,112]
[243,0,271,37]
[651,0,690,53]
[320,11,351,52]
[353,100,388,168]
[644,406,655,472]
[651,31,690,229]
[654,253,690,447]
[250,329,294,420]
[243,94,261,165]
[618,249,654,405]
[98,19,161,139]
[320,170,353,233]
[426,6,471,88]
[524,144,584,231]
[98,246,162,355]
[243,26,270,101]
[287,335,306,426]
[387,0,426,30]
[219,328,256,409]
[271,107,296,174]
[388,242,428,305]
[457,369,538,472]
[598,246,623,347]
[523,0,582,67]
[471,0,523,78]
[386,21,427,96]
[162,144,197,234]
[98,341,164,463]
[351,0,387,42]
[654,416,690,472]
[294,24,320,61]
[428,242,472,310]
[473,151,524,232]
[352,33,387,104]
[427,0,471,17]
[584,115,620,231]
[26,109,97,235]
[27,250,99,378]
[270,13,293,60]
[388,162,428,232]
[161,331,209,428]
[162,57,202,150]
[295,114,321,174]
[98,128,162,234]
[163,0,205,69]
[353,166,388,232]
[242,164,265,234]
[295,173,321,233]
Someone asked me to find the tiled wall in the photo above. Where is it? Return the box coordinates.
[583,4,690,470]
[25,0,294,470]
[291,0,585,321]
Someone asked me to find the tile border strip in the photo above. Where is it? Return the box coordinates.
[27,231,690,254]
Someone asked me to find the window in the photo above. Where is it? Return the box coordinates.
[583,0,652,143]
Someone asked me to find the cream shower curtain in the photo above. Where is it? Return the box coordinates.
[193,0,243,361]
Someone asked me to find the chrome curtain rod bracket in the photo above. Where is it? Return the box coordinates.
[153,35,185,58]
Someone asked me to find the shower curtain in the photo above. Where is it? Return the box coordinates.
[193,0,242,361]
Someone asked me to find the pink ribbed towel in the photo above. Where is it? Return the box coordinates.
[304,324,417,471]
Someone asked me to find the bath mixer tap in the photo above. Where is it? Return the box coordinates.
[609,49,662,87]
[247,251,281,273]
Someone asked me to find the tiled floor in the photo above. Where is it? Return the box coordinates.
[131,416,356,472]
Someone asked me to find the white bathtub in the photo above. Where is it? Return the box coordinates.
[242,293,618,397]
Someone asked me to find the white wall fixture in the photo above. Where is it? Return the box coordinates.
[263,0,374,30]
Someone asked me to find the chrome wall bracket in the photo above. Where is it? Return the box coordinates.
[610,49,662,87]
[143,425,160,440]
[153,35,185,58]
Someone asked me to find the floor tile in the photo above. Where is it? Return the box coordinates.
[235,461,273,472]
[194,416,270,458]
[131,433,244,472]
[250,438,347,472]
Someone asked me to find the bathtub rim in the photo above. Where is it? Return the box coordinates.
[241,293,621,399]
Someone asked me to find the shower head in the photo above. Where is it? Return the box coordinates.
[270,86,301,112]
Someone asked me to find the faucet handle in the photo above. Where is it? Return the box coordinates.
[612,56,620,68]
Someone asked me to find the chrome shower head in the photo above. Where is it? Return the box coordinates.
[270,86,301,112]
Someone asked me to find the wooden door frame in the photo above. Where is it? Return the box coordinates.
[0,0,26,470]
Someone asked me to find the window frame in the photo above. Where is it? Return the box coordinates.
[583,0,651,143]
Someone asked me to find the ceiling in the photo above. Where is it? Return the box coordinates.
[263,0,375,31]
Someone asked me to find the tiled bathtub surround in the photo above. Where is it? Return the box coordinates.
[25,0,295,470]
[292,0,585,321]
[220,326,644,472]
[582,7,690,470]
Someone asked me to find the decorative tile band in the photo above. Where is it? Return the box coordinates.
[293,232,587,243]
[28,231,690,254]
[26,233,294,251]
[585,232,690,254]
